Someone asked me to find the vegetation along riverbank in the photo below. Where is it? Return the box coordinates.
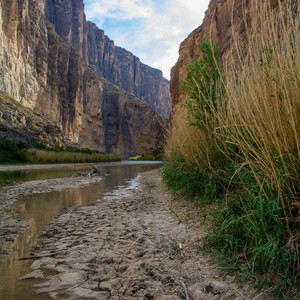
[163,1,299,298]
[0,140,120,164]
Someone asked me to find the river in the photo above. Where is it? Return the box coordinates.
[0,161,161,300]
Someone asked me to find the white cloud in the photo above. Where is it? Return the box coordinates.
[84,0,210,79]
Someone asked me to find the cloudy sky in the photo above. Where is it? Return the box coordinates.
[84,0,210,79]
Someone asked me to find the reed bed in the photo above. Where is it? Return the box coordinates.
[163,0,300,296]
[26,149,120,164]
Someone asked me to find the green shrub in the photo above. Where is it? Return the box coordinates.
[0,139,27,163]
[182,40,224,132]
[163,1,300,296]
[128,153,163,161]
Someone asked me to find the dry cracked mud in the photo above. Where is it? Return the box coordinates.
[21,170,261,300]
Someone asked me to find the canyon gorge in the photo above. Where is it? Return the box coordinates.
[0,0,171,157]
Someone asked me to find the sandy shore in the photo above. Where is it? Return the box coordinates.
[20,169,258,300]
[0,161,161,172]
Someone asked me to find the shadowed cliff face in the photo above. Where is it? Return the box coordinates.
[85,22,170,117]
[102,81,165,158]
[170,0,284,111]
[0,0,170,157]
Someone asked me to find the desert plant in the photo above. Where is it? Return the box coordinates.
[182,40,224,132]
[207,0,300,295]
[164,0,300,296]
[0,139,27,163]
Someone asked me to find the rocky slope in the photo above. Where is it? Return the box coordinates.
[0,92,64,147]
[170,0,286,110]
[0,0,170,157]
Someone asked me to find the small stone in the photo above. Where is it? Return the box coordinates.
[21,270,44,280]
[58,271,87,284]
[71,263,91,271]
[188,283,206,299]
[206,280,229,294]
[99,279,121,292]
[72,287,110,299]
[31,259,42,270]
[99,281,111,292]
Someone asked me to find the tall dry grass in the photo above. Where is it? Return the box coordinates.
[164,0,300,294]
[27,149,120,164]
[165,105,212,168]
[222,0,300,228]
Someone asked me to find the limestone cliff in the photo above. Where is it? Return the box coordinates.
[0,0,170,157]
[170,0,285,110]
[85,22,170,117]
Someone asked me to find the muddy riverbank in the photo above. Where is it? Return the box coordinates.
[0,162,161,259]
[20,170,258,300]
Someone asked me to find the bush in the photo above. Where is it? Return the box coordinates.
[163,0,300,296]
[182,40,224,131]
[128,153,163,161]
[0,140,120,164]
[0,139,27,163]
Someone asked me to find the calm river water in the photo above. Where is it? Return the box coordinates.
[0,161,161,300]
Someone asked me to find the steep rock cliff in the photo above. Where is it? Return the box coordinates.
[44,1,170,117]
[0,0,170,157]
[170,0,283,110]
[102,80,165,158]
[85,22,171,117]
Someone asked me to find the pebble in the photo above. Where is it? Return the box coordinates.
[188,283,206,299]
[206,280,229,294]
[21,270,44,280]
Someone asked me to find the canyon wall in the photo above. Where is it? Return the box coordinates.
[170,0,285,110]
[0,0,170,157]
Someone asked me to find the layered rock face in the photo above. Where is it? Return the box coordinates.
[85,22,170,117]
[170,0,285,110]
[0,0,170,157]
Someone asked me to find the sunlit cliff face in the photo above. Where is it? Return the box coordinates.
[0,0,170,156]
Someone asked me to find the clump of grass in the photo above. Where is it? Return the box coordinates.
[128,153,163,161]
[0,140,120,164]
[163,0,300,297]
[164,40,231,204]
[209,1,300,295]
[26,149,120,164]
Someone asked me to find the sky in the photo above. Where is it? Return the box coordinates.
[84,0,211,79]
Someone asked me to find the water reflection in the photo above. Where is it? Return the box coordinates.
[0,162,160,300]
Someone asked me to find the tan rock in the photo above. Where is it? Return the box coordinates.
[72,287,110,299]
[20,270,44,280]
[58,271,87,284]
